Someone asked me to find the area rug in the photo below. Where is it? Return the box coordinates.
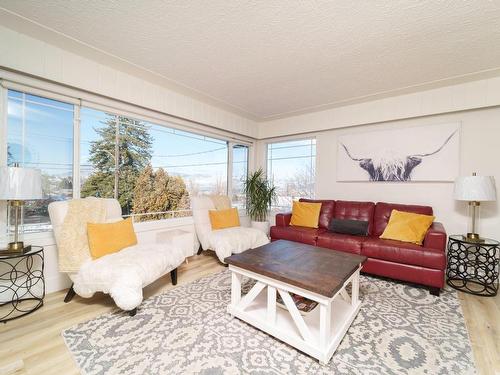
[62,270,476,375]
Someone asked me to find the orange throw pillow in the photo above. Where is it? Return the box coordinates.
[380,210,435,245]
[209,207,240,230]
[290,201,322,228]
[87,218,138,259]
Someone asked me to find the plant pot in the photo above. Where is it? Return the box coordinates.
[251,221,270,236]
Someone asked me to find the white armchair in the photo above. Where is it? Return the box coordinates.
[48,198,185,315]
[191,195,269,263]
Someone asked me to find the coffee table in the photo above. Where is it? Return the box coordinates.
[225,240,366,364]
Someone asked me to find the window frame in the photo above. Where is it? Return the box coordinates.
[0,83,253,235]
[229,143,250,210]
[265,137,317,208]
[79,108,233,216]
[5,89,76,233]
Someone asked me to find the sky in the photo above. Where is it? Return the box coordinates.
[7,90,247,195]
[7,90,315,200]
[80,107,234,193]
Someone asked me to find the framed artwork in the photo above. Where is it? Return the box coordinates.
[337,122,460,182]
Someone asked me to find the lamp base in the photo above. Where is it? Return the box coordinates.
[8,241,24,252]
[0,245,31,255]
[464,233,485,243]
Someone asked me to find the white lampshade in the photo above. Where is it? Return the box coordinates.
[0,166,43,200]
[454,175,497,202]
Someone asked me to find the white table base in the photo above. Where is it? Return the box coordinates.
[227,265,362,364]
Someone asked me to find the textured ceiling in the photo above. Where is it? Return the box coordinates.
[1,0,500,120]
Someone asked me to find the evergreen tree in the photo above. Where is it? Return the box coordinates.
[132,165,190,221]
[81,115,153,214]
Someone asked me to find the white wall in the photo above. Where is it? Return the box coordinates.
[258,108,500,241]
[0,24,258,138]
[258,76,500,139]
[258,73,500,240]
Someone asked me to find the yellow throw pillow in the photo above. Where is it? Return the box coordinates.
[209,207,240,230]
[87,217,138,259]
[380,210,435,245]
[290,201,322,228]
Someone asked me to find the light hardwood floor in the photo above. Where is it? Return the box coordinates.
[0,252,498,375]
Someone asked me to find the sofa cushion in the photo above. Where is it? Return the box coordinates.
[270,225,326,246]
[210,227,270,263]
[317,232,364,254]
[361,236,446,270]
[362,258,445,289]
[334,200,375,235]
[373,202,433,237]
[299,199,335,229]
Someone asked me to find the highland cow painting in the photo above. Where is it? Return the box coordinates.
[337,123,460,182]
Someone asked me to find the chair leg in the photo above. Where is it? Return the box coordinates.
[197,245,203,255]
[128,308,137,317]
[170,268,178,285]
[64,284,76,303]
[429,287,440,297]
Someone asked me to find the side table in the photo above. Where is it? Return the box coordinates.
[0,246,45,323]
[447,235,499,297]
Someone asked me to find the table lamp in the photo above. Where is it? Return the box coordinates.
[0,164,42,253]
[454,172,496,242]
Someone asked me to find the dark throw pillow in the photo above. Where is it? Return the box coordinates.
[328,219,369,236]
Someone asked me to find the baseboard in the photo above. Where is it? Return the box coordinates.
[45,273,72,294]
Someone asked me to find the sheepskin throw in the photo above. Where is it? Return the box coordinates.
[209,195,232,210]
[58,198,106,273]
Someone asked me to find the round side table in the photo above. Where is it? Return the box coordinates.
[0,246,45,323]
[446,235,499,297]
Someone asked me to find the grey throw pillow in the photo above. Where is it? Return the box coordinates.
[328,219,369,236]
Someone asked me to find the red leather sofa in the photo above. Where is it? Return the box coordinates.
[270,198,447,295]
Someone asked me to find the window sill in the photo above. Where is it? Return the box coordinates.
[0,213,249,248]
[0,216,196,248]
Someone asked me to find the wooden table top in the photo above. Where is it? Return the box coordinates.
[224,240,367,298]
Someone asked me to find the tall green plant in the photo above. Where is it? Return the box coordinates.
[243,168,277,222]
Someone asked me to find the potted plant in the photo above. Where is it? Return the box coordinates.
[243,168,277,235]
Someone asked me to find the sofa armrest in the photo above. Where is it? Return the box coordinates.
[275,212,292,227]
[423,222,447,251]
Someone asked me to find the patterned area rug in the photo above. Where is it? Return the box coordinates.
[62,270,476,375]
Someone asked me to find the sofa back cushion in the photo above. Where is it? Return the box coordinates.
[334,200,375,235]
[374,202,434,236]
[299,198,335,229]
[191,195,216,250]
